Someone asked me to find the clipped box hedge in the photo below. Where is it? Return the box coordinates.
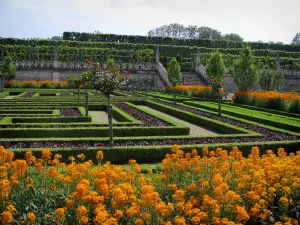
[0,126,189,138]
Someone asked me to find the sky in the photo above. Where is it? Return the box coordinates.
[0,0,299,44]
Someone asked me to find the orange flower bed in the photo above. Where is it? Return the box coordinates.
[233,91,300,113]
[166,85,214,98]
[5,80,69,89]
[0,145,299,224]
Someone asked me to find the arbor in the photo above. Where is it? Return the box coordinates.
[168,58,181,104]
[206,51,226,116]
[93,70,122,147]
[231,46,258,91]
[291,33,300,45]
[0,56,16,92]
[258,65,284,91]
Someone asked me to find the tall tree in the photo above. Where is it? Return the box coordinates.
[168,58,181,104]
[258,65,284,91]
[223,33,243,42]
[0,56,16,92]
[206,51,226,116]
[93,71,122,147]
[231,46,258,91]
[291,33,300,45]
[81,71,93,116]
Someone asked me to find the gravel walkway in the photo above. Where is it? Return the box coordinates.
[3,96,15,99]
[138,106,218,136]
[89,111,116,123]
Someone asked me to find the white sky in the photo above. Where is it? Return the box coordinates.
[0,0,299,44]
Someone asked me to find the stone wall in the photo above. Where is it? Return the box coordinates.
[15,69,164,89]
[224,75,300,93]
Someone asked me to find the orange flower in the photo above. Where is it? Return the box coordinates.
[26,212,36,225]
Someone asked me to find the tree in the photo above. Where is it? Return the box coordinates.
[206,51,226,116]
[168,58,181,104]
[50,36,63,41]
[0,56,16,92]
[81,71,93,116]
[72,75,83,104]
[291,33,300,45]
[231,46,258,91]
[143,76,154,97]
[223,33,243,42]
[93,70,122,147]
[258,65,284,91]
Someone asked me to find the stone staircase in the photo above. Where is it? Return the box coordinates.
[182,72,209,86]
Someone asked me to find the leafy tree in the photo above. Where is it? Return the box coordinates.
[0,56,16,92]
[223,33,243,42]
[143,76,154,96]
[291,33,300,45]
[168,58,181,104]
[81,71,93,116]
[72,75,84,104]
[50,36,63,41]
[93,70,122,147]
[231,46,258,91]
[258,65,284,91]
[206,51,226,116]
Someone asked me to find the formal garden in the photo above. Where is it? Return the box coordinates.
[0,33,300,225]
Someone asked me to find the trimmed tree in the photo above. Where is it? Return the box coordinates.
[258,65,284,91]
[93,71,122,147]
[168,58,181,104]
[143,76,154,97]
[206,51,226,116]
[231,46,258,91]
[0,56,16,92]
[81,71,93,116]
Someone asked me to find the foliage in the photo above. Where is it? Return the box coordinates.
[258,65,284,91]
[0,56,16,91]
[148,23,222,39]
[0,145,299,224]
[223,33,244,42]
[206,51,226,92]
[231,46,259,91]
[93,71,122,97]
[291,33,300,45]
[233,90,300,113]
[167,58,181,87]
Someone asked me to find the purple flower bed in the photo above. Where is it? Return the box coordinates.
[61,108,82,117]
[115,103,169,126]
[23,92,34,97]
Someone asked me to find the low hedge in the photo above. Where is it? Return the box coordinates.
[125,102,183,126]
[184,101,300,133]
[113,106,141,123]
[9,140,300,163]
[12,116,92,123]
[0,91,9,98]
[0,110,53,114]
[226,102,300,119]
[144,100,252,134]
[0,126,189,138]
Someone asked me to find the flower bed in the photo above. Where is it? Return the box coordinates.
[166,85,214,98]
[5,80,69,89]
[115,103,169,126]
[0,145,299,224]
[23,92,34,98]
[233,91,300,113]
[60,108,82,117]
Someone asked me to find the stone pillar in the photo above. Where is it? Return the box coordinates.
[196,50,200,73]
[155,46,159,63]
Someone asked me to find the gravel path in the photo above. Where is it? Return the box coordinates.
[3,96,15,99]
[138,106,218,136]
[89,111,116,123]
